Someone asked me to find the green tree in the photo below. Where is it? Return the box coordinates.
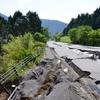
[76,26,92,44]
[8,11,30,36]
[8,10,42,37]
[34,32,48,43]
[54,32,62,41]
[0,16,9,43]
[68,25,93,45]
[68,28,78,43]
[11,11,23,36]
[26,11,42,34]
[41,27,50,39]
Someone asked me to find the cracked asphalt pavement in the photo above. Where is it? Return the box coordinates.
[11,41,100,100]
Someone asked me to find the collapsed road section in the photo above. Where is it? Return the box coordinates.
[8,41,100,100]
[48,41,100,87]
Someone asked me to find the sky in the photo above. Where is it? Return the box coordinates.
[0,0,100,23]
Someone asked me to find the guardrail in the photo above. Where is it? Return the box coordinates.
[7,87,18,100]
[0,47,44,95]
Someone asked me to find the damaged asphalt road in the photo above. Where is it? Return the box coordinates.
[14,47,90,100]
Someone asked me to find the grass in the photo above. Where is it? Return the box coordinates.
[60,36,72,43]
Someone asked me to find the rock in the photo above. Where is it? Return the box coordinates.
[15,80,39,99]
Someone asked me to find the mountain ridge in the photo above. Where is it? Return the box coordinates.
[41,19,68,36]
[0,13,8,20]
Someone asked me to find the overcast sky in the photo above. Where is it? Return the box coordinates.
[0,0,100,23]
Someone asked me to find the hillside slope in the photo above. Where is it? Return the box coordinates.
[0,13,8,20]
[41,19,68,36]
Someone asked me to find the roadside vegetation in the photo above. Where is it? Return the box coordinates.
[68,25,100,46]
[53,31,72,43]
[0,11,50,79]
[60,36,72,43]
[54,25,100,46]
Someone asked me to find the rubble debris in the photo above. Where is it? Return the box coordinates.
[14,57,90,100]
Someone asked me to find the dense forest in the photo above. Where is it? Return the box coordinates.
[0,11,50,74]
[63,7,100,36]
[56,7,100,46]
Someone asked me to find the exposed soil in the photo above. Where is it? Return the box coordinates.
[0,92,8,100]
[0,77,22,100]
[34,73,57,97]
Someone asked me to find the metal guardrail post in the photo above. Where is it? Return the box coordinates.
[13,66,19,77]
[24,58,28,66]
[0,83,11,95]
[0,47,45,96]
[8,87,18,100]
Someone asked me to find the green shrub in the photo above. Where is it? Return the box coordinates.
[60,36,72,43]
[0,32,45,73]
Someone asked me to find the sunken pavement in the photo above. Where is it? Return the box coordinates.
[10,41,100,100]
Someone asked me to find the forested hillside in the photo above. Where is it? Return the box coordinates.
[63,7,100,36]
[41,19,67,36]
